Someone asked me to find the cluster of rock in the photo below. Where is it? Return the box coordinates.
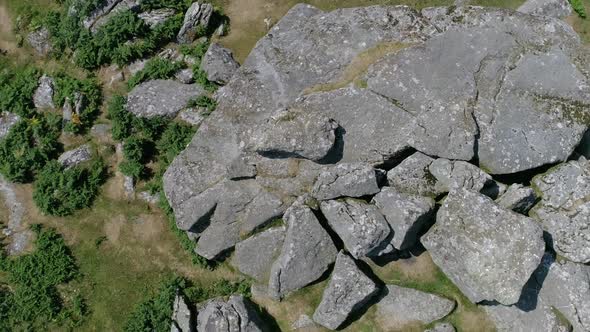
[160,1,590,330]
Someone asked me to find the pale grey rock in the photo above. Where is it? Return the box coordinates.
[85,0,141,33]
[175,68,194,84]
[249,109,338,162]
[425,323,456,332]
[0,175,30,256]
[268,198,337,299]
[531,158,590,263]
[495,184,536,213]
[201,43,240,85]
[227,157,256,180]
[372,187,435,250]
[428,159,494,193]
[27,27,52,56]
[312,163,380,200]
[126,80,205,118]
[423,188,545,305]
[124,175,135,199]
[313,251,379,330]
[376,285,455,328]
[170,292,193,332]
[231,226,286,282]
[177,2,213,44]
[518,0,573,18]
[138,191,159,204]
[176,107,208,126]
[139,8,175,28]
[0,112,20,140]
[387,152,442,197]
[291,314,316,330]
[58,145,92,169]
[196,295,264,332]
[33,75,55,109]
[62,92,86,123]
[320,199,391,259]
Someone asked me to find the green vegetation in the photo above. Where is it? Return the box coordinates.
[0,61,40,117]
[127,57,185,89]
[187,95,217,115]
[120,136,148,178]
[33,159,106,216]
[0,225,85,330]
[571,0,588,18]
[53,72,102,133]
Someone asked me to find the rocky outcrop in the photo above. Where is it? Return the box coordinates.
[428,158,494,193]
[311,163,380,200]
[320,199,390,259]
[27,27,52,56]
[268,199,337,299]
[0,112,20,140]
[313,251,379,330]
[177,2,213,44]
[423,188,545,305]
[126,80,205,118]
[376,285,455,329]
[495,184,536,213]
[170,292,193,332]
[58,145,92,169]
[231,226,286,282]
[531,158,590,263]
[518,0,573,18]
[33,75,55,109]
[387,152,442,197]
[138,8,175,28]
[196,295,264,332]
[83,0,141,33]
[372,187,435,250]
[200,43,240,85]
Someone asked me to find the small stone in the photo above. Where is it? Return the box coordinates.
[27,27,52,56]
[175,68,194,84]
[124,175,135,199]
[33,75,55,109]
[57,145,92,169]
[0,112,20,140]
[312,163,380,200]
[138,191,159,204]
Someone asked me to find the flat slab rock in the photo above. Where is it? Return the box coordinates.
[126,80,205,118]
[231,226,286,282]
[313,251,379,330]
[58,145,92,169]
[376,285,455,329]
[311,163,380,200]
[423,188,545,305]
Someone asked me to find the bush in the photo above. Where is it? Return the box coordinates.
[193,68,218,92]
[53,73,102,133]
[0,114,62,183]
[140,0,193,11]
[119,136,148,178]
[0,225,83,330]
[570,0,587,18]
[0,63,40,117]
[127,57,184,89]
[107,95,134,141]
[187,95,217,114]
[179,40,209,62]
[33,159,106,216]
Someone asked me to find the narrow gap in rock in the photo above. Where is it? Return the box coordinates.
[311,207,345,252]
[374,147,416,171]
[492,163,559,186]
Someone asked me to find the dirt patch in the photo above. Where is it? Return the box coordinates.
[371,251,439,284]
[0,3,17,53]
[104,215,124,245]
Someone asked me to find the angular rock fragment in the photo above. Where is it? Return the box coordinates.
[518,0,572,18]
[27,27,52,56]
[387,152,442,197]
[313,251,379,330]
[0,112,20,140]
[177,2,213,44]
[231,226,286,282]
[320,199,390,259]
[428,158,494,193]
[33,75,55,109]
[175,68,194,84]
[423,188,545,305]
[126,80,205,118]
[138,8,175,27]
[531,158,590,263]
[312,163,380,200]
[268,199,337,299]
[495,184,536,213]
[196,295,264,332]
[250,109,338,162]
[372,187,435,250]
[376,285,455,329]
[171,292,193,332]
[58,145,92,169]
[200,43,240,85]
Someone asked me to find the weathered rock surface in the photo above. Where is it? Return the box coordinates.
[27,27,52,56]
[170,292,193,332]
[33,75,55,109]
[126,80,205,118]
[0,112,20,140]
[249,109,338,162]
[425,323,456,332]
[177,2,213,44]
[138,8,175,27]
[58,145,92,169]
[376,285,455,329]
[268,199,337,299]
[423,188,545,305]
[62,92,86,123]
[428,158,494,193]
[200,43,240,85]
[387,152,442,197]
[518,0,572,18]
[313,251,379,330]
[320,199,390,259]
[312,163,380,200]
[495,184,536,213]
[231,226,286,282]
[531,158,590,263]
[175,68,194,84]
[176,107,208,126]
[372,187,435,250]
[196,295,264,332]
[83,0,141,33]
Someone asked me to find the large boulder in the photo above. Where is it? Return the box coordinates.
[313,251,379,330]
[126,80,206,118]
[200,43,240,85]
[530,158,590,263]
[423,188,545,305]
[231,226,286,282]
[170,292,193,332]
[196,295,264,332]
[268,198,337,299]
[33,75,55,109]
[320,199,391,259]
[311,163,380,200]
[372,187,435,250]
[58,145,92,169]
[518,0,573,18]
[27,27,52,56]
[177,2,213,44]
[0,112,20,140]
[376,285,455,329]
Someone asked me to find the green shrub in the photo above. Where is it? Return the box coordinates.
[140,0,193,11]
[33,159,106,216]
[53,73,102,133]
[570,0,587,18]
[193,68,218,92]
[0,114,62,183]
[179,40,209,62]
[107,95,134,141]
[156,122,196,169]
[120,136,148,178]
[0,63,41,117]
[187,95,217,114]
[127,57,184,89]
[0,225,83,330]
